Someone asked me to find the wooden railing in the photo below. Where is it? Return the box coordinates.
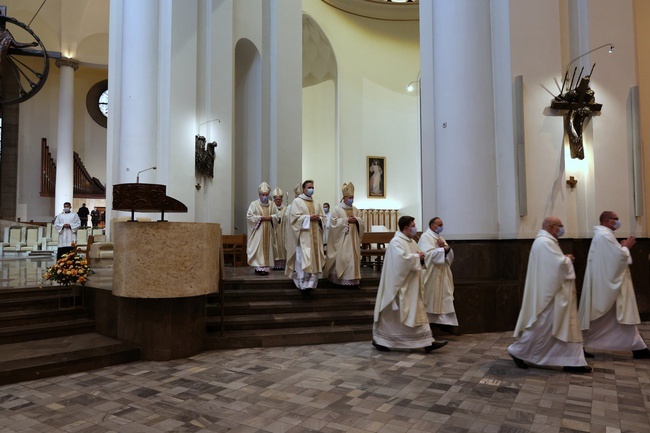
[40,138,105,197]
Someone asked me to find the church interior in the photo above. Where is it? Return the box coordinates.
[1,0,650,431]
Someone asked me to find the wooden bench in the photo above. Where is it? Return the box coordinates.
[222,234,247,267]
[360,232,395,270]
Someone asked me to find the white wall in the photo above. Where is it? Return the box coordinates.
[302,1,421,222]
[510,0,644,238]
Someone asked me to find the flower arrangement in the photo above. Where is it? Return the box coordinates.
[40,251,95,287]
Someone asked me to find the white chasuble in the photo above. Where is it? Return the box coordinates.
[513,230,581,343]
[374,232,428,328]
[246,200,280,267]
[418,228,455,316]
[284,195,325,276]
[324,204,365,282]
[579,225,641,329]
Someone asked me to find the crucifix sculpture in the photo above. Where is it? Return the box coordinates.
[550,43,613,160]
[550,66,602,160]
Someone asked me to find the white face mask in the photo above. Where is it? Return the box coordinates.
[410,226,417,237]
[63,207,71,213]
[323,207,329,213]
[613,220,621,230]
[557,227,565,238]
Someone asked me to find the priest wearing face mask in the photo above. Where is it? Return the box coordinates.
[507,217,591,373]
[285,180,326,299]
[246,182,281,275]
[578,211,650,359]
[53,201,81,259]
[418,217,458,335]
[324,183,366,288]
[372,216,447,353]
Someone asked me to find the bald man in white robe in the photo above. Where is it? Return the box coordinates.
[579,210,650,359]
[508,217,591,373]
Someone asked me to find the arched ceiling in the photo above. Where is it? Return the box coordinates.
[321,0,419,21]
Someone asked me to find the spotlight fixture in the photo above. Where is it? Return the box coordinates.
[406,80,418,92]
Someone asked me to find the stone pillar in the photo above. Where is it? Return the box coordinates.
[107,0,198,228]
[420,1,501,239]
[54,58,79,213]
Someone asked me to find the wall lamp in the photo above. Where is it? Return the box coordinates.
[563,43,614,84]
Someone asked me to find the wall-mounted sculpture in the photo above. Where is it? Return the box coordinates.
[195,135,217,178]
[0,8,50,105]
[550,64,602,160]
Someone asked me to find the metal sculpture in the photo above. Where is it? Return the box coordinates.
[0,8,49,105]
[195,135,217,178]
[550,64,602,160]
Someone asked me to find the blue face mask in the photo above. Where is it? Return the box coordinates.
[410,226,417,237]
[64,207,71,213]
[345,198,354,206]
[613,220,621,230]
[434,226,443,234]
[306,188,314,197]
[557,227,565,238]
[260,196,268,204]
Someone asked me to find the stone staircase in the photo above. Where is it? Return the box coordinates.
[0,286,140,385]
[203,275,381,351]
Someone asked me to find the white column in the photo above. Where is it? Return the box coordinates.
[54,58,78,213]
[420,1,500,239]
[116,0,160,184]
[265,0,303,192]
[107,0,161,227]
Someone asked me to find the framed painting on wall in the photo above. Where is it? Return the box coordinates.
[367,156,386,198]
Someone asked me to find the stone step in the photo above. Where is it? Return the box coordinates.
[203,324,372,350]
[206,296,376,316]
[0,307,90,327]
[206,309,374,332]
[0,318,96,345]
[0,333,141,386]
[0,293,69,312]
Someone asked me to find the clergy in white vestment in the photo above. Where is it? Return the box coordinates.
[271,187,286,270]
[372,216,447,353]
[285,180,326,299]
[324,182,365,287]
[507,217,591,373]
[578,211,650,359]
[283,184,302,270]
[53,202,81,259]
[418,217,458,332]
[246,182,281,275]
[323,203,331,253]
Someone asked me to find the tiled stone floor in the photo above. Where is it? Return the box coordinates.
[1,329,649,432]
[1,255,650,432]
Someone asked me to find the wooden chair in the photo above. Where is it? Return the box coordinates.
[222,234,247,267]
[360,232,394,270]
